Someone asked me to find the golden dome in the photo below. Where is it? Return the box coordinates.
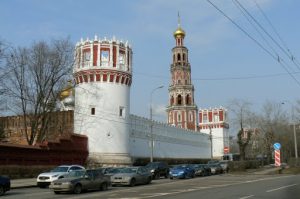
[59,81,74,100]
[173,27,185,38]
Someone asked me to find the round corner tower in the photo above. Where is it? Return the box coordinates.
[73,36,133,166]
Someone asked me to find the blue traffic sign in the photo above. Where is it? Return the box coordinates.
[273,142,281,150]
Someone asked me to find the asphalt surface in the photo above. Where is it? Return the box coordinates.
[6,173,300,199]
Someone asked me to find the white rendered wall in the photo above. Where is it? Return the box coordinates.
[201,127,228,158]
[129,115,211,160]
[74,82,131,165]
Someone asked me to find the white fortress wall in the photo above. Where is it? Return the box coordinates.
[201,127,228,158]
[129,114,211,159]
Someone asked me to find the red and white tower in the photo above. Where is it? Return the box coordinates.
[73,36,133,165]
[166,16,198,131]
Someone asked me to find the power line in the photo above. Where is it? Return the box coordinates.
[234,0,300,72]
[253,0,300,69]
[206,0,300,87]
[232,0,296,73]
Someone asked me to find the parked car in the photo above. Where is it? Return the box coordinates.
[219,160,229,173]
[50,169,111,194]
[37,165,85,188]
[101,167,124,176]
[190,164,210,177]
[145,162,169,179]
[169,165,195,179]
[0,176,10,196]
[111,167,152,186]
[207,163,223,175]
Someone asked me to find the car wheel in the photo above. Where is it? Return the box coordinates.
[154,173,160,180]
[164,173,169,178]
[0,185,4,196]
[54,191,60,194]
[100,183,108,191]
[146,177,152,184]
[73,184,82,194]
[129,178,136,187]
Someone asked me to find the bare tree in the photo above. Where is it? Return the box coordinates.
[256,101,289,164]
[2,38,74,145]
[228,99,253,160]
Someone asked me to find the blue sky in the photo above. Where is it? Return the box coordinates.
[1,0,299,132]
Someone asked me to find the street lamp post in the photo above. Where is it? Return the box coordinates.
[150,85,164,163]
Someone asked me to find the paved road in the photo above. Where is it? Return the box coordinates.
[5,174,300,199]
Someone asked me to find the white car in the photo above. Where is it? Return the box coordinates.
[37,165,85,188]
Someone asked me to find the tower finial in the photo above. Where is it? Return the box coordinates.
[177,11,181,28]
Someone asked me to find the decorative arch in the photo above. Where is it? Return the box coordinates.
[177,53,181,61]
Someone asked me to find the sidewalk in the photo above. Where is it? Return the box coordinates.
[11,178,37,189]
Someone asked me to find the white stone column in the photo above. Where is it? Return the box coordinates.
[109,43,113,68]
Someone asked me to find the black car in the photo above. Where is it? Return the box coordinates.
[0,176,10,196]
[145,162,169,179]
[190,164,211,176]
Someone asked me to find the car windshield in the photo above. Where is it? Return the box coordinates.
[106,168,122,174]
[67,170,86,178]
[145,162,159,168]
[119,167,138,173]
[173,165,187,170]
[51,166,69,172]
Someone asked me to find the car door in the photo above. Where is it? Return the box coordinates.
[137,167,149,184]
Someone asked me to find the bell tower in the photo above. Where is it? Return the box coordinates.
[166,14,198,131]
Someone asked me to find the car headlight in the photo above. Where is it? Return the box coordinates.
[62,182,71,185]
[178,171,184,174]
[151,169,155,173]
[52,174,59,178]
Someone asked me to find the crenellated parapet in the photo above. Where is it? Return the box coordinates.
[74,36,132,86]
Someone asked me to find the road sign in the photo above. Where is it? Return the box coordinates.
[273,142,281,150]
[224,147,229,154]
[275,149,281,167]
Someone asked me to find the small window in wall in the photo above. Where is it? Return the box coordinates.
[91,108,95,115]
[214,114,219,122]
[177,53,181,61]
[203,114,208,123]
[119,107,125,118]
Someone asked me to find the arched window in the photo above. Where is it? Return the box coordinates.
[170,95,174,105]
[177,112,181,122]
[177,53,181,61]
[177,95,182,105]
[186,94,190,105]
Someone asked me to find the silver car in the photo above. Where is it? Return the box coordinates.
[111,167,152,186]
[50,169,111,194]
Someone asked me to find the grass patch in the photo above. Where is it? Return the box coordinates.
[281,167,300,174]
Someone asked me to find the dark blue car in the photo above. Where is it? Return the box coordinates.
[0,176,10,196]
[169,165,195,179]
